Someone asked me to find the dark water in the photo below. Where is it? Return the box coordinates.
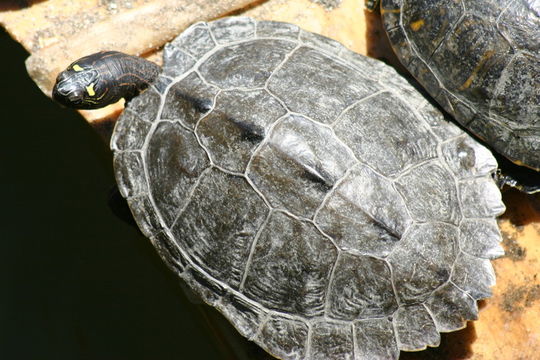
[0,29,232,360]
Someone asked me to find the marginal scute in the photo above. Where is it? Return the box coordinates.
[268,46,379,124]
[452,252,496,299]
[257,315,309,360]
[506,132,540,171]
[248,114,356,218]
[146,121,210,226]
[448,94,477,124]
[126,87,161,122]
[170,22,216,59]
[113,151,147,199]
[334,92,438,177]
[405,58,442,100]
[425,282,478,332]
[338,48,386,80]
[441,135,498,178]
[459,178,506,218]
[309,322,354,360]
[111,110,152,151]
[197,89,286,172]
[216,294,266,339]
[299,28,344,54]
[160,72,218,129]
[395,161,461,224]
[354,318,399,360]
[315,164,411,257]
[385,27,414,66]
[199,39,296,88]
[127,195,162,238]
[467,115,512,155]
[256,20,300,40]
[171,168,269,288]
[394,304,440,351]
[209,16,256,44]
[388,223,458,303]
[150,231,187,273]
[459,219,504,259]
[161,45,196,78]
[242,211,337,318]
[328,253,398,320]
[433,88,455,117]
[180,267,225,306]
[380,0,402,30]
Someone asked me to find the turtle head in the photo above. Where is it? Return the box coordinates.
[53,52,113,109]
[53,51,160,110]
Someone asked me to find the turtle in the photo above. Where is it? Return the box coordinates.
[366,0,540,188]
[52,17,506,360]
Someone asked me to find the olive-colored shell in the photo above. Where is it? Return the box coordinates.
[111,17,505,360]
[381,0,540,170]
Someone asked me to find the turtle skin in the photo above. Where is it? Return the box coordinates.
[111,17,505,360]
[381,0,540,171]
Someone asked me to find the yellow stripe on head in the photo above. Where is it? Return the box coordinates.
[72,64,84,72]
[86,83,96,96]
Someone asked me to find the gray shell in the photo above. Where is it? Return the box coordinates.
[111,17,505,360]
[381,0,540,170]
